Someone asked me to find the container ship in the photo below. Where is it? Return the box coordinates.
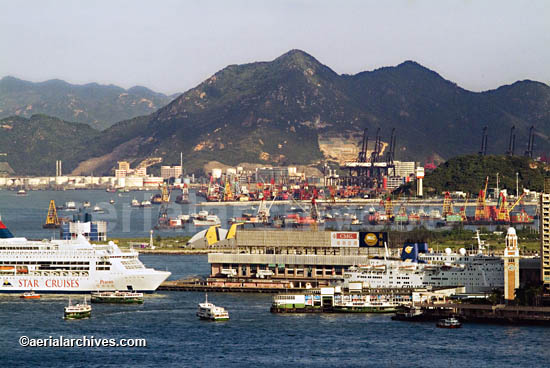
[0,220,170,293]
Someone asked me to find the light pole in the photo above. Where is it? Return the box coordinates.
[516,172,519,197]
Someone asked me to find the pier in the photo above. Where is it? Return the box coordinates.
[403,303,550,325]
[158,279,310,293]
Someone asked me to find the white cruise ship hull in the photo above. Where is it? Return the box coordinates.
[0,271,170,293]
[0,220,171,293]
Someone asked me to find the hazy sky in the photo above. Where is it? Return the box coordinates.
[1,0,549,95]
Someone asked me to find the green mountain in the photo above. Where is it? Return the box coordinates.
[3,50,550,176]
[420,155,549,195]
[0,115,100,175]
[0,76,176,130]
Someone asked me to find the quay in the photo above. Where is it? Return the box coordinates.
[158,279,310,293]
[401,303,550,326]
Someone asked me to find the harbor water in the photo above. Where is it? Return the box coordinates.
[1,189,547,367]
[0,189,538,239]
[1,254,550,367]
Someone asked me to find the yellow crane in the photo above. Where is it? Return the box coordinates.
[161,184,171,203]
[496,192,525,222]
[223,181,233,201]
[43,200,60,228]
[474,176,489,221]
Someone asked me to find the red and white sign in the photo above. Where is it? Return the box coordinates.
[331,232,359,247]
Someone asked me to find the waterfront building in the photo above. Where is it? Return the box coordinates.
[208,230,388,287]
[393,161,417,178]
[161,166,182,179]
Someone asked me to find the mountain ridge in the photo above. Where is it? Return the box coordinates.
[0,76,176,130]
[2,50,550,176]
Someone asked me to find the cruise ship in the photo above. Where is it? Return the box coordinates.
[343,236,504,293]
[0,220,170,293]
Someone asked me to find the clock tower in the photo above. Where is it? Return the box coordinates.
[504,227,520,302]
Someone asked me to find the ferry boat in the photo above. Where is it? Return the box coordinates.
[342,238,504,293]
[271,288,405,313]
[91,290,144,304]
[197,294,229,321]
[64,298,91,320]
[20,290,41,299]
[0,219,170,293]
[436,317,462,328]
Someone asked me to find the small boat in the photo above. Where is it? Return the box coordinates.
[64,201,77,211]
[20,291,41,299]
[93,205,104,213]
[109,199,115,204]
[64,298,92,320]
[197,294,229,321]
[83,201,91,208]
[131,198,141,207]
[91,290,144,304]
[193,213,221,226]
[140,200,152,208]
[16,189,27,196]
[436,317,462,329]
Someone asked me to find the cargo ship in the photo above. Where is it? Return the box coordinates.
[0,219,170,293]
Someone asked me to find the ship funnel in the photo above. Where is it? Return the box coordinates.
[0,220,14,238]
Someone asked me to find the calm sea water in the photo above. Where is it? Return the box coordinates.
[1,254,550,367]
[0,189,537,240]
[1,190,547,367]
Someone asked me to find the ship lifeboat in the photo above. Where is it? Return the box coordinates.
[0,266,14,271]
[398,264,417,272]
[357,264,372,271]
[372,265,386,272]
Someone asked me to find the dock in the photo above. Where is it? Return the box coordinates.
[400,303,550,325]
[158,279,308,293]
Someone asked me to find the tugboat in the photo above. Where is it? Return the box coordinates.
[91,290,144,304]
[64,298,92,320]
[197,294,229,321]
[20,290,41,299]
[436,317,462,329]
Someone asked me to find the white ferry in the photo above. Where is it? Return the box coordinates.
[343,234,504,293]
[0,220,170,293]
[197,294,229,321]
